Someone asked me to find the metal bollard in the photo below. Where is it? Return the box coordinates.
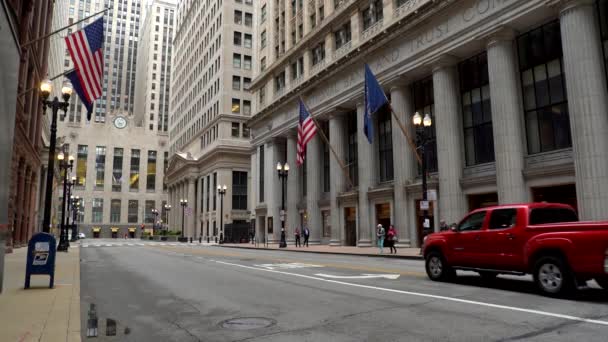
[189,237,192,243]
[199,237,202,243]
[207,236,210,243]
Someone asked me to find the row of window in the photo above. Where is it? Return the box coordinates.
[81,199,167,224]
[231,98,252,115]
[230,122,251,138]
[198,171,248,213]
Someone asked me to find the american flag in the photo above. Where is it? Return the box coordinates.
[65,17,104,108]
[296,99,317,166]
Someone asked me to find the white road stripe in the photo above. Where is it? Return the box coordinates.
[127,244,134,246]
[82,245,89,248]
[104,244,113,247]
[137,243,144,246]
[214,260,608,327]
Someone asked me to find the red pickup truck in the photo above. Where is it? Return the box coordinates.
[422,203,608,297]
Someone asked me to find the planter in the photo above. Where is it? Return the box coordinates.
[153,236,161,241]
[161,236,168,241]
[178,237,188,243]
[148,236,154,241]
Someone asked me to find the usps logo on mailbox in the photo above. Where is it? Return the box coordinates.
[33,242,50,265]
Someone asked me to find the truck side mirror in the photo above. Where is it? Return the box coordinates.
[450,226,458,232]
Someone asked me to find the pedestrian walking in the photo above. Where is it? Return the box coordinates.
[439,219,449,232]
[376,224,385,254]
[303,226,310,247]
[294,227,301,247]
[387,225,397,254]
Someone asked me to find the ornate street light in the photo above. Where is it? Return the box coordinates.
[164,203,171,231]
[277,162,289,248]
[179,199,188,239]
[413,112,433,241]
[57,152,74,251]
[217,185,227,244]
[40,80,72,234]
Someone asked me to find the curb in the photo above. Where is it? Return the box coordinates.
[214,245,424,260]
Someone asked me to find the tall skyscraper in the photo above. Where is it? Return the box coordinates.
[165,0,255,241]
[133,0,176,133]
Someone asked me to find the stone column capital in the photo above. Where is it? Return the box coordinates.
[429,54,459,73]
[285,128,298,138]
[485,27,517,48]
[546,0,596,13]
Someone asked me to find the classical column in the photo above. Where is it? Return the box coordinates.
[559,0,608,220]
[356,102,373,246]
[306,134,322,244]
[266,140,282,242]
[390,85,415,246]
[329,113,347,245]
[188,178,196,238]
[16,165,26,246]
[286,132,300,243]
[432,57,467,224]
[350,11,361,45]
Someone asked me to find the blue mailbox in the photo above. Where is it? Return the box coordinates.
[25,232,57,289]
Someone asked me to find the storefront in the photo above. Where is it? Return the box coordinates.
[92,227,101,238]
[110,227,119,239]
[128,227,136,238]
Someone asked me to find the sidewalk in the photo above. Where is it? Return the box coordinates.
[219,243,424,260]
[0,244,81,342]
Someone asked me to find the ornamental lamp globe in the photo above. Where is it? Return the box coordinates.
[40,79,52,100]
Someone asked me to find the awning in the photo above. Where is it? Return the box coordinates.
[110,227,119,233]
[128,228,136,232]
[92,227,101,233]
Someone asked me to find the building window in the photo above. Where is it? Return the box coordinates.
[232,171,248,210]
[233,53,241,68]
[232,122,240,137]
[412,77,438,172]
[130,149,140,190]
[232,98,241,113]
[261,30,267,48]
[112,148,123,192]
[259,85,266,104]
[76,145,88,187]
[234,31,242,46]
[244,55,252,70]
[147,150,157,191]
[347,111,358,187]
[163,151,168,191]
[145,200,155,223]
[95,147,106,190]
[233,76,241,90]
[517,20,570,154]
[377,108,393,182]
[110,199,121,223]
[259,145,265,202]
[213,173,217,210]
[92,198,103,223]
[243,100,251,115]
[335,22,352,49]
[234,10,242,24]
[242,123,250,137]
[312,42,325,65]
[261,4,266,23]
[260,57,266,71]
[459,52,495,165]
[244,33,252,48]
[245,12,253,27]
[362,0,383,30]
[275,71,285,91]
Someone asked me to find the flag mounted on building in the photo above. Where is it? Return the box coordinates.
[296,99,317,166]
[64,17,104,121]
[363,63,389,144]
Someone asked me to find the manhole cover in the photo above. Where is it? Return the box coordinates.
[220,317,276,330]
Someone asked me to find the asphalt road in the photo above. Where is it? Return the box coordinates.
[80,239,608,342]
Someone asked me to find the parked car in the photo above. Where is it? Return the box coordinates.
[78,232,86,239]
[422,203,608,297]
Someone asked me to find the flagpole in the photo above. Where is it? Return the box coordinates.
[387,103,423,166]
[300,97,355,190]
[17,69,76,99]
[21,8,109,49]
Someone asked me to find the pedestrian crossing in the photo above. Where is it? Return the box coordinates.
[81,241,217,248]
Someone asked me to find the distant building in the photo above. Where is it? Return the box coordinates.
[165,0,255,241]
[247,0,608,247]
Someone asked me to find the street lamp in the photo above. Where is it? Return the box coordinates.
[40,80,72,233]
[413,112,433,241]
[65,176,76,241]
[164,203,171,231]
[151,208,159,231]
[71,195,80,240]
[217,185,227,244]
[277,162,289,248]
[179,199,188,239]
[57,152,74,251]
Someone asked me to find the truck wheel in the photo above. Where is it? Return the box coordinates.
[425,251,455,281]
[595,277,608,290]
[533,256,574,297]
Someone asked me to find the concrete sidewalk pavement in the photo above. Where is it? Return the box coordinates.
[219,243,424,260]
[0,244,81,342]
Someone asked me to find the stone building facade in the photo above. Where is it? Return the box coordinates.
[248,0,608,247]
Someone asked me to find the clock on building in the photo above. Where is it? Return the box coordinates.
[113,116,127,129]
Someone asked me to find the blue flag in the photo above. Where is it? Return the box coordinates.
[66,69,93,120]
[364,64,388,144]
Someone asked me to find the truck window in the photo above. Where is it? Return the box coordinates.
[529,208,578,225]
[458,211,486,232]
[489,209,517,230]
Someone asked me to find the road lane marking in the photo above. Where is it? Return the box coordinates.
[316,273,400,280]
[253,263,325,270]
[214,260,608,327]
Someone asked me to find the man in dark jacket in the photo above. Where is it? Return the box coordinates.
[303,226,310,247]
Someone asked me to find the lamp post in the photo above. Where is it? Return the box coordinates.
[413,112,433,240]
[65,176,75,241]
[71,195,80,240]
[40,79,72,233]
[277,162,289,248]
[217,185,227,244]
[164,204,171,231]
[151,208,159,231]
[179,199,187,239]
[57,152,74,251]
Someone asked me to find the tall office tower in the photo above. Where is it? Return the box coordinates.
[133,0,176,133]
[165,0,255,241]
[54,0,171,238]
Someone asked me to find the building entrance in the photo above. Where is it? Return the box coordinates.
[344,207,357,246]
[532,184,578,213]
